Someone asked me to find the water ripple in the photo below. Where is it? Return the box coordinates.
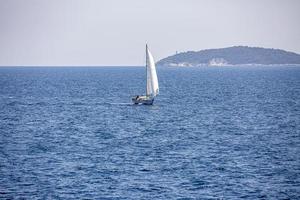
[0,66,299,199]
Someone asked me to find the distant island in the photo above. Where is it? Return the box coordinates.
[156,46,300,66]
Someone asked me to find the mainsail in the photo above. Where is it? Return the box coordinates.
[146,45,159,97]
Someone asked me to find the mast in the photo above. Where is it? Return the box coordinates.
[146,44,148,96]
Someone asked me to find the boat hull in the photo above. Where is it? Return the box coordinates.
[132,96,154,105]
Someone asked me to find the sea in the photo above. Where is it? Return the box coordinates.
[0,66,299,199]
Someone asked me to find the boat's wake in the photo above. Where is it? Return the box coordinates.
[108,102,133,106]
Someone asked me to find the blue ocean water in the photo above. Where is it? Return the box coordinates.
[0,66,299,199]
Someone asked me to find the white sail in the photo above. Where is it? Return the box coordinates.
[146,45,159,97]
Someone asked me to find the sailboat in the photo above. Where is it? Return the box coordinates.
[132,45,159,105]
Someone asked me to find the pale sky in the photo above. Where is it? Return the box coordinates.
[0,0,299,66]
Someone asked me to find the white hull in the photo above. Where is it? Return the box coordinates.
[132,96,154,105]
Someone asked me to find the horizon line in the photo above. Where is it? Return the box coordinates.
[0,65,145,67]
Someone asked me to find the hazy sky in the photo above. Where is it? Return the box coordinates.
[0,0,299,66]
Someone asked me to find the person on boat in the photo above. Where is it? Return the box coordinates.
[136,95,139,100]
